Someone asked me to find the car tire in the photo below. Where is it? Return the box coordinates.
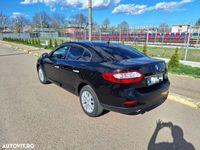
[37,66,50,84]
[80,85,104,117]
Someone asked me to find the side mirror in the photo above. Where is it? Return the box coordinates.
[42,52,48,57]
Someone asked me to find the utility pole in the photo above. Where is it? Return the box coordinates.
[88,0,92,41]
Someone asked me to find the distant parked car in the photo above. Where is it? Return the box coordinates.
[37,41,170,117]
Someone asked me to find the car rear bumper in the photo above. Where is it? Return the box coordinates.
[100,81,170,114]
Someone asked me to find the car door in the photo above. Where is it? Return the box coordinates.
[43,46,68,83]
[59,45,91,92]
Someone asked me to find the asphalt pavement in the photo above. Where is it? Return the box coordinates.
[0,43,200,150]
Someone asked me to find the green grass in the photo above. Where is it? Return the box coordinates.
[133,45,200,62]
[39,37,70,45]
[2,37,71,50]
[169,64,200,78]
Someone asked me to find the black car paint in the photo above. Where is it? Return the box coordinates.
[37,42,170,114]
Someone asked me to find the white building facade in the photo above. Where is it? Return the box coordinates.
[171,25,190,33]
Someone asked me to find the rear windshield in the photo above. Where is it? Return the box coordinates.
[93,43,145,62]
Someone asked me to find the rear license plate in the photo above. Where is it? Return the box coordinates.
[146,73,164,86]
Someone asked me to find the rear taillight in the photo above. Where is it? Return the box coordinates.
[102,70,143,84]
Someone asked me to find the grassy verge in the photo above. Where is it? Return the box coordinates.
[169,64,200,78]
[132,45,200,62]
[2,37,70,50]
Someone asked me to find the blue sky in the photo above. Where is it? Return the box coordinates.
[0,0,199,26]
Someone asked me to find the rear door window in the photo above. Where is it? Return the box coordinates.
[79,50,92,62]
[67,46,85,61]
[67,46,92,62]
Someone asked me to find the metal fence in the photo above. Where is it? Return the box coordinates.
[68,26,200,47]
[2,33,31,39]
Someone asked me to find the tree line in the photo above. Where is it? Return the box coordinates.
[0,11,87,33]
[0,11,200,34]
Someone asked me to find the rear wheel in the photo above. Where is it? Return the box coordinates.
[38,66,50,84]
[80,85,104,117]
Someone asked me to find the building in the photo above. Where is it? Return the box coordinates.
[171,25,190,33]
[64,25,85,34]
[0,26,12,33]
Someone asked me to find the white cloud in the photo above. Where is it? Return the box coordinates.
[112,0,192,15]
[92,0,121,9]
[20,0,40,4]
[153,2,179,11]
[153,0,192,11]
[11,12,25,19]
[112,4,148,15]
[20,0,121,9]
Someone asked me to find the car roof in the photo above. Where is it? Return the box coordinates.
[62,41,120,48]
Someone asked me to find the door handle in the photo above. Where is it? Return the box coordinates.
[54,65,60,69]
[72,69,79,73]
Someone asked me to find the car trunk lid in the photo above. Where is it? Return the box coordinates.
[100,57,167,87]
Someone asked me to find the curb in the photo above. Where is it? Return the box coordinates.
[32,53,39,57]
[168,93,200,109]
[0,41,45,57]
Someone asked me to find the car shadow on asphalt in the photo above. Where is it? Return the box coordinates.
[148,120,195,150]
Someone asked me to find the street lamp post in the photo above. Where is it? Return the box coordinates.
[88,0,92,41]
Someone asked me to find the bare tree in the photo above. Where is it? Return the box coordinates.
[51,13,66,30]
[92,21,99,31]
[195,18,200,27]
[77,14,87,28]
[159,23,170,33]
[32,12,51,28]
[0,12,9,32]
[101,18,110,31]
[68,13,87,28]
[12,15,29,33]
[118,21,129,33]
[110,26,116,33]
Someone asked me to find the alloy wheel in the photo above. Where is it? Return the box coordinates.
[81,91,95,113]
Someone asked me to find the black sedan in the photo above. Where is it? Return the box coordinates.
[37,41,170,117]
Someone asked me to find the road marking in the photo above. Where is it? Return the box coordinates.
[168,93,199,109]
[33,53,39,57]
